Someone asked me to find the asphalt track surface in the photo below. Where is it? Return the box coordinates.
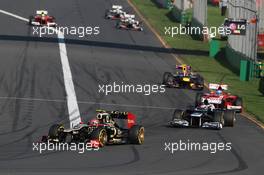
[0,0,263,175]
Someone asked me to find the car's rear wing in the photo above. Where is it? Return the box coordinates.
[124,14,135,19]
[176,65,191,71]
[96,109,136,128]
[36,10,48,15]
[112,5,123,9]
[209,83,228,90]
[96,110,131,119]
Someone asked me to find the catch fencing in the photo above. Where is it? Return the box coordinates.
[257,0,264,32]
[174,0,190,10]
[192,0,207,26]
[227,0,258,61]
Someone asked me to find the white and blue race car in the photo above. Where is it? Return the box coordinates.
[169,102,236,130]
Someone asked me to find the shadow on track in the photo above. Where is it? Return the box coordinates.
[0,35,209,56]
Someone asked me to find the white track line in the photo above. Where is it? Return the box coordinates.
[57,31,81,127]
[0,9,81,128]
[0,96,176,110]
[0,10,29,22]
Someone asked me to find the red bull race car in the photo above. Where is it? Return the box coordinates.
[29,10,57,27]
[163,65,204,90]
[195,83,243,113]
[41,110,144,147]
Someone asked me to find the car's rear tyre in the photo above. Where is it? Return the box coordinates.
[50,16,56,20]
[105,13,110,19]
[195,93,203,107]
[129,125,144,144]
[64,133,72,143]
[78,127,89,142]
[195,75,204,90]
[213,111,225,126]
[104,10,109,18]
[224,110,235,127]
[48,124,64,140]
[90,127,108,147]
[235,97,243,113]
[29,15,34,25]
[163,72,173,85]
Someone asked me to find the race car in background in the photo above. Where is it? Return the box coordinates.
[163,65,204,90]
[29,10,57,27]
[210,0,220,6]
[41,110,144,147]
[169,101,236,129]
[116,17,143,31]
[105,5,128,20]
[195,83,243,113]
[119,14,136,22]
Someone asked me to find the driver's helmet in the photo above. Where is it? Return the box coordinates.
[204,99,209,105]
[128,18,133,23]
[90,119,99,126]
[120,12,125,17]
[216,90,223,95]
[97,113,111,123]
[116,9,121,14]
[41,12,45,17]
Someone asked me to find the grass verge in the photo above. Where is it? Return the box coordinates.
[131,0,264,123]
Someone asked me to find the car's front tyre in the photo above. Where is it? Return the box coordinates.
[129,125,144,144]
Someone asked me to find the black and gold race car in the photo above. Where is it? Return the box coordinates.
[41,110,144,147]
[163,65,204,90]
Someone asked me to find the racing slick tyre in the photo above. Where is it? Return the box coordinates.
[48,124,65,141]
[104,10,110,18]
[196,76,204,90]
[129,125,144,145]
[213,111,225,127]
[90,127,108,147]
[172,109,184,120]
[162,72,173,85]
[29,15,34,25]
[234,97,243,113]
[224,110,236,127]
[78,127,89,142]
[64,133,73,143]
[195,93,203,107]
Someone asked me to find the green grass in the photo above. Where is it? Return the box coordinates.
[132,0,264,122]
